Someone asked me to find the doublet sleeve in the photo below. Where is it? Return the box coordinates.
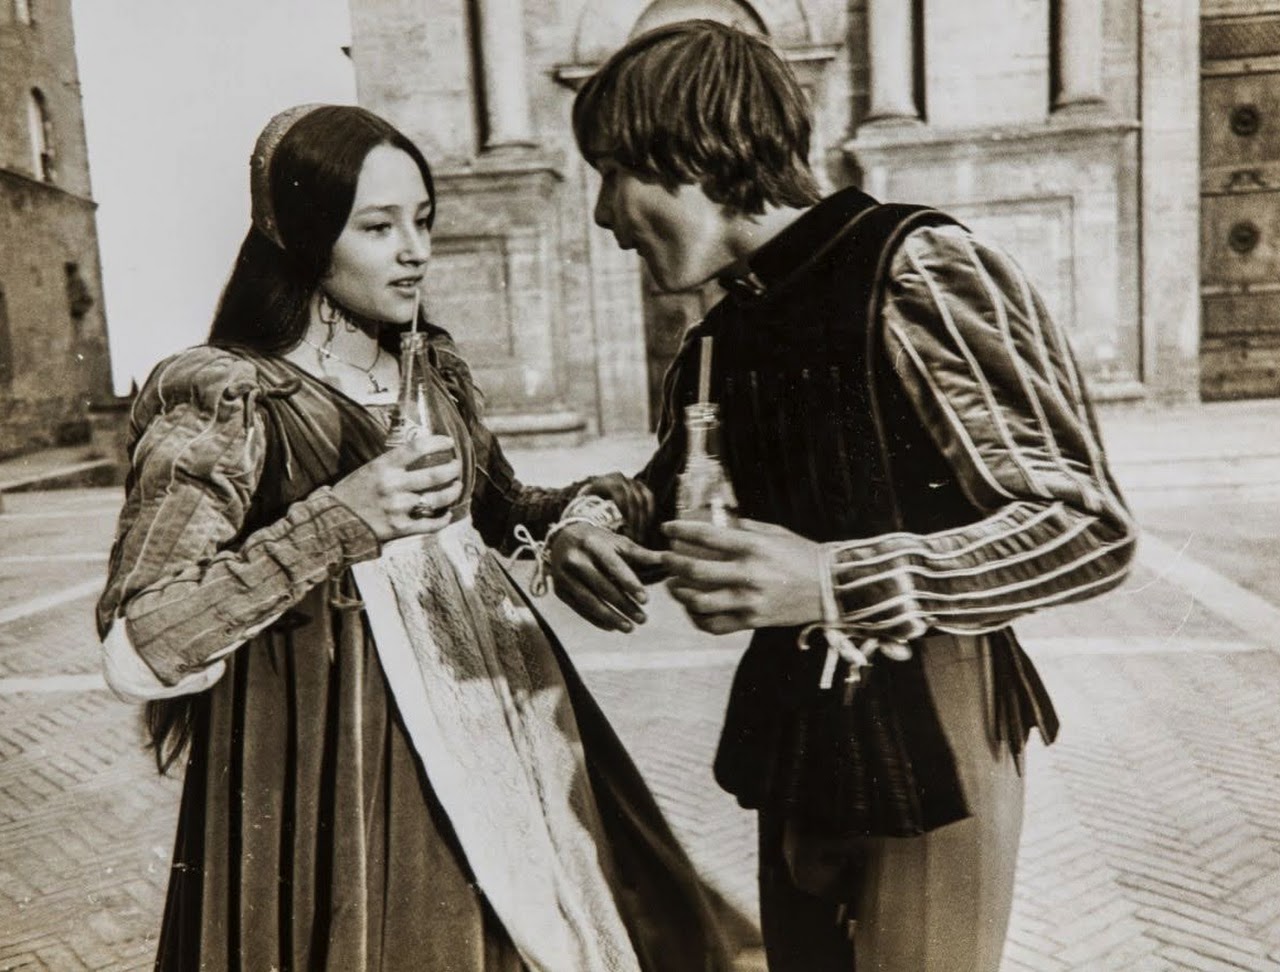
[428,331,587,553]
[471,426,588,554]
[823,225,1137,639]
[96,347,381,689]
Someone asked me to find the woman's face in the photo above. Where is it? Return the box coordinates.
[323,144,433,324]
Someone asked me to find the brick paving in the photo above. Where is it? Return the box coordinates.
[2,448,1280,970]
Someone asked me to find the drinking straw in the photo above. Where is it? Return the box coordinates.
[697,335,713,404]
[401,289,419,413]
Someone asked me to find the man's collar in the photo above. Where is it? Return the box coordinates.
[718,186,880,302]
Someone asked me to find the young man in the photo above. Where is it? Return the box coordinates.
[550,19,1136,971]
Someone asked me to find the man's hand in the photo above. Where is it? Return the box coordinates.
[548,522,664,632]
[660,519,825,634]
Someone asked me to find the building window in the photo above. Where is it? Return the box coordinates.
[0,287,13,390]
[27,88,55,182]
[14,0,32,25]
[64,262,93,334]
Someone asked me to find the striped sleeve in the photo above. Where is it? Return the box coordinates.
[96,348,381,687]
[434,329,655,553]
[467,417,588,554]
[431,332,590,553]
[824,224,1136,640]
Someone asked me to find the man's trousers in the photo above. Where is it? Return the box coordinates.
[759,634,1026,971]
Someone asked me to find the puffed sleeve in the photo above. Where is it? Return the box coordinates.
[96,347,381,697]
[821,225,1137,640]
[427,330,593,553]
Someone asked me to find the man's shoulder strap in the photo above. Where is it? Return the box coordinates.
[849,203,963,532]
[838,202,963,321]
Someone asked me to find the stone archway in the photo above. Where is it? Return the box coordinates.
[632,0,767,36]
[571,0,817,64]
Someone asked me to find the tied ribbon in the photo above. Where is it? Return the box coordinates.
[510,494,625,597]
[798,625,914,704]
[806,543,913,702]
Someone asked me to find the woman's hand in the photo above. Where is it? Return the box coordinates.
[331,436,464,541]
[660,519,825,634]
[548,523,664,632]
[579,472,654,541]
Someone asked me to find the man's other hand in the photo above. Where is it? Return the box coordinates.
[548,522,663,632]
[660,519,824,634]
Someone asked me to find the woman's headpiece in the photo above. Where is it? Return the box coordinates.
[249,103,325,250]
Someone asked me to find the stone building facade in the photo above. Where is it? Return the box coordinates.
[347,0,1209,440]
[0,0,111,457]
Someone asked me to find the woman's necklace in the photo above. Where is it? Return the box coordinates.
[301,336,389,395]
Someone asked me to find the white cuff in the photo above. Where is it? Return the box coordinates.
[818,543,840,625]
[100,609,284,703]
[101,621,228,702]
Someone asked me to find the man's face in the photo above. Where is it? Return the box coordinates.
[592,157,735,292]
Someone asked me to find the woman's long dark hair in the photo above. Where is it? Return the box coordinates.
[209,104,435,354]
[146,105,436,773]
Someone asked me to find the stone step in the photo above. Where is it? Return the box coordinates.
[0,454,120,513]
[0,457,118,494]
[1113,454,1280,506]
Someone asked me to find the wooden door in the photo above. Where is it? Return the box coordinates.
[1201,13,1280,399]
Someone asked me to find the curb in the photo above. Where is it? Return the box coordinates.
[0,458,120,513]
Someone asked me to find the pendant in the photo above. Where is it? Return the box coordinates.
[368,373,388,394]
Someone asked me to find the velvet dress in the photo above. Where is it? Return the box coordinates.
[97,333,731,971]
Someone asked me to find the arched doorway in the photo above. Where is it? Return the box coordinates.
[631,0,765,36]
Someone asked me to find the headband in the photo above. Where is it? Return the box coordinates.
[249,103,325,250]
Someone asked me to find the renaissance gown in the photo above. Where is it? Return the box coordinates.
[97,335,732,972]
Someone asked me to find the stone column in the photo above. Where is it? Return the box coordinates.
[476,0,536,149]
[866,0,920,123]
[1054,0,1105,111]
[1140,0,1200,400]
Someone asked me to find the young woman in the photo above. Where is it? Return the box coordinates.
[96,104,730,972]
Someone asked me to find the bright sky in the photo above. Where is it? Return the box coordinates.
[72,0,357,394]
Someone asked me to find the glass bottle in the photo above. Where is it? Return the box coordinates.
[386,331,472,518]
[674,402,739,529]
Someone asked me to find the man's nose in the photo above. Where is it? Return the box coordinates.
[593,188,613,231]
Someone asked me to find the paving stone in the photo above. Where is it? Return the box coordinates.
[4,482,1280,970]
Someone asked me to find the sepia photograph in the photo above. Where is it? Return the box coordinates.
[1,0,1278,969]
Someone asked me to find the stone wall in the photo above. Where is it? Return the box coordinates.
[0,173,110,457]
[348,0,1204,437]
[0,0,93,197]
[0,0,112,457]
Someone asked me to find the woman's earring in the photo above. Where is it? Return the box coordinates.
[317,291,342,344]
[318,289,338,324]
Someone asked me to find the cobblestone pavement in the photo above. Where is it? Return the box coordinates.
[2,446,1280,971]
